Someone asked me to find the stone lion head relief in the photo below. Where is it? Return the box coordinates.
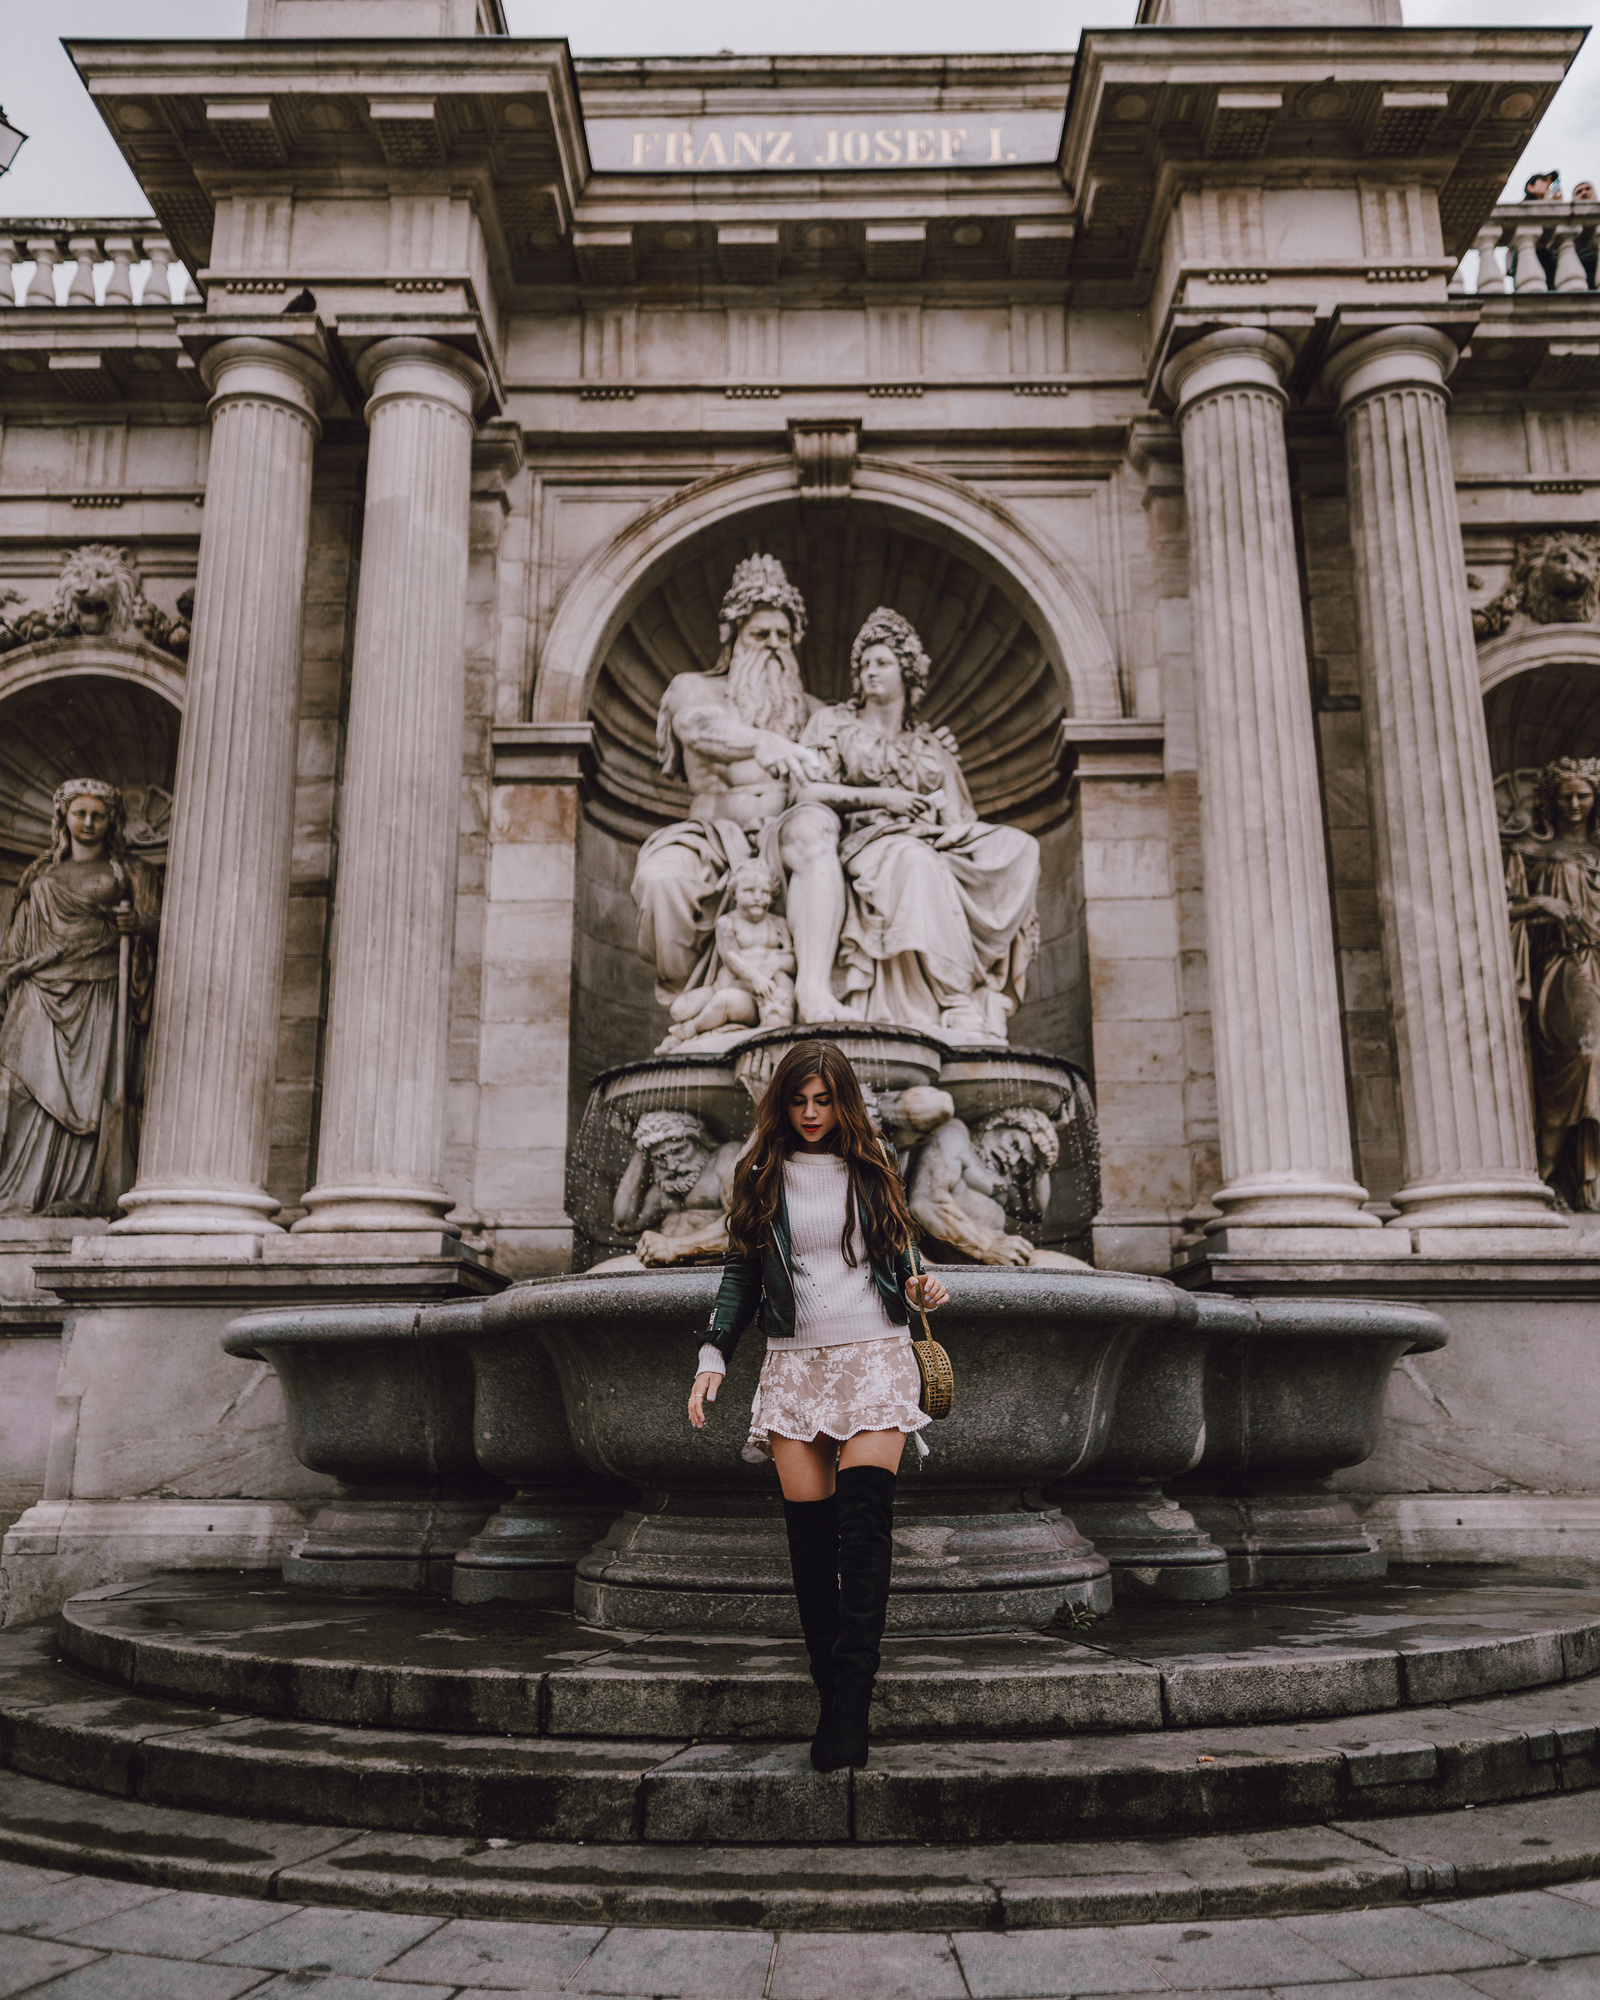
[0,545,192,660]
[1472,533,1600,640]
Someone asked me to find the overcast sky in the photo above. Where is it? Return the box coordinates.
[0,0,1592,218]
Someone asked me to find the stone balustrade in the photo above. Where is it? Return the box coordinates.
[1452,200,1600,296]
[0,222,191,309]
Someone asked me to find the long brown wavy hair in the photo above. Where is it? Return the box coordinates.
[726,1040,916,1266]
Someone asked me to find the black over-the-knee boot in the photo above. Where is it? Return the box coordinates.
[815,1465,895,1772]
[782,1494,840,1768]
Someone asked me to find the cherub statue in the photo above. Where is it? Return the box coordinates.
[883,1085,1088,1269]
[611,1108,742,1265]
[659,860,797,1052]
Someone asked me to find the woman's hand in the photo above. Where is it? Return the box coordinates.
[688,1371,721,1429]
[114,906,139,935]
[907,1270,950,1312]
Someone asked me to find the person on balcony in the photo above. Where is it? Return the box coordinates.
[1509,170,1562,288]
[1573,182,1597,288]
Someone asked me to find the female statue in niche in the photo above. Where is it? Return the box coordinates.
[794,607,1040,1043]
[1505,756,1600,1209]
[0,781,160,1216]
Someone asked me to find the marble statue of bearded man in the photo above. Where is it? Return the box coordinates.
[631,555,846,1029]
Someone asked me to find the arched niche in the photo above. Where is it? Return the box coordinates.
[560,469,1105,1093]
[534,455,1123,730]
[0,642,183,888]
[1480,630,1600,818]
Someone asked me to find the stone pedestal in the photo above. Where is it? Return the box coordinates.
[1162,330,1381,1249]
[112,336,331,1243]
[297,338,486,1240]
[1324,325,1564,1242]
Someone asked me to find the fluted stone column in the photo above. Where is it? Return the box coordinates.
[1163,329,1381,1246]
[114,338,330,1242]
[1325,326,1563,1244]
[295,338,484,1241]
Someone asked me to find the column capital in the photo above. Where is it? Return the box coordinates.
[198,335,333,431]
[1162,327,1294,415]
[1321,324,1459,415]
[355,335,487,421]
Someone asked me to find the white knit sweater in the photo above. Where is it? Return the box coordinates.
[697,1152,901,1378]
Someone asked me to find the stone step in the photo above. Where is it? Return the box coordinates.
[9,1615,1600,1847]
[2,1759,1600,1933]
[57,1567,1600,1741]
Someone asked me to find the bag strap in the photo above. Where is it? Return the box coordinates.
[907,1240,933,1344]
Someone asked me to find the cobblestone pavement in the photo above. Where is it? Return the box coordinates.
[2,1859,1600,1998]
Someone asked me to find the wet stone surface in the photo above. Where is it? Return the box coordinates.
[57,1566,1600,1741]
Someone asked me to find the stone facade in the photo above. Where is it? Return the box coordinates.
[0,0,1598,1613]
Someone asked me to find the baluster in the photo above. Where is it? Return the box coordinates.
[66,235,99,307]
[0,238,18,307]
[24,237,60,306]
[1551,219,1588,293]
[142,236,175,305]
[1511,220,1548,293]
[102,235,136,307]
[1470,223,1504,297]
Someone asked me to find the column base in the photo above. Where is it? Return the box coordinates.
[1209,1174,1380,1234]
[109,1187,283,1238]
[294,1184,461,1236]
[1394,1174,1565,1232]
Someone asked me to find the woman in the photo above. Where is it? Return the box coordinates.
[794,607,1040,1044]
[688,1041,949,1771]
[0,780,158,1216]
[1506,756,1600,1208]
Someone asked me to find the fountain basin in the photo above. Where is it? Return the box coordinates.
[223,1305,500,1594]
[1049,1298,1248,1602]
[1172,1295,1450,1587]
[424,1264,1199,1633]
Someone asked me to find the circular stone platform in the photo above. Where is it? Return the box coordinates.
[12,1566,1600,1850]
[61,1566,1600,1741]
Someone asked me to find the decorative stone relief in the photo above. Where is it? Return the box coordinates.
[882,1084,1088,1268]
[1472,533,1600,640]
[0,546,192,660]
[611,1110,741,1265]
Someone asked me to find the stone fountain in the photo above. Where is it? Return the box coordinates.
[224,559,1447,1629]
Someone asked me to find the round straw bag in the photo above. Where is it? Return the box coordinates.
[907,1242,954,1420]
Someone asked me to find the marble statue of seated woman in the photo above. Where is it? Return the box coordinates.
[793,607,1040,1044]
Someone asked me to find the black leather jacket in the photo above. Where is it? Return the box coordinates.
[704,1176,916,1364]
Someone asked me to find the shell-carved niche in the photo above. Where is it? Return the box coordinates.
[587,505,1066,838]
[0,545,192,661]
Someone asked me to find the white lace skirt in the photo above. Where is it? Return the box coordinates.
[743,1333,931,1464]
